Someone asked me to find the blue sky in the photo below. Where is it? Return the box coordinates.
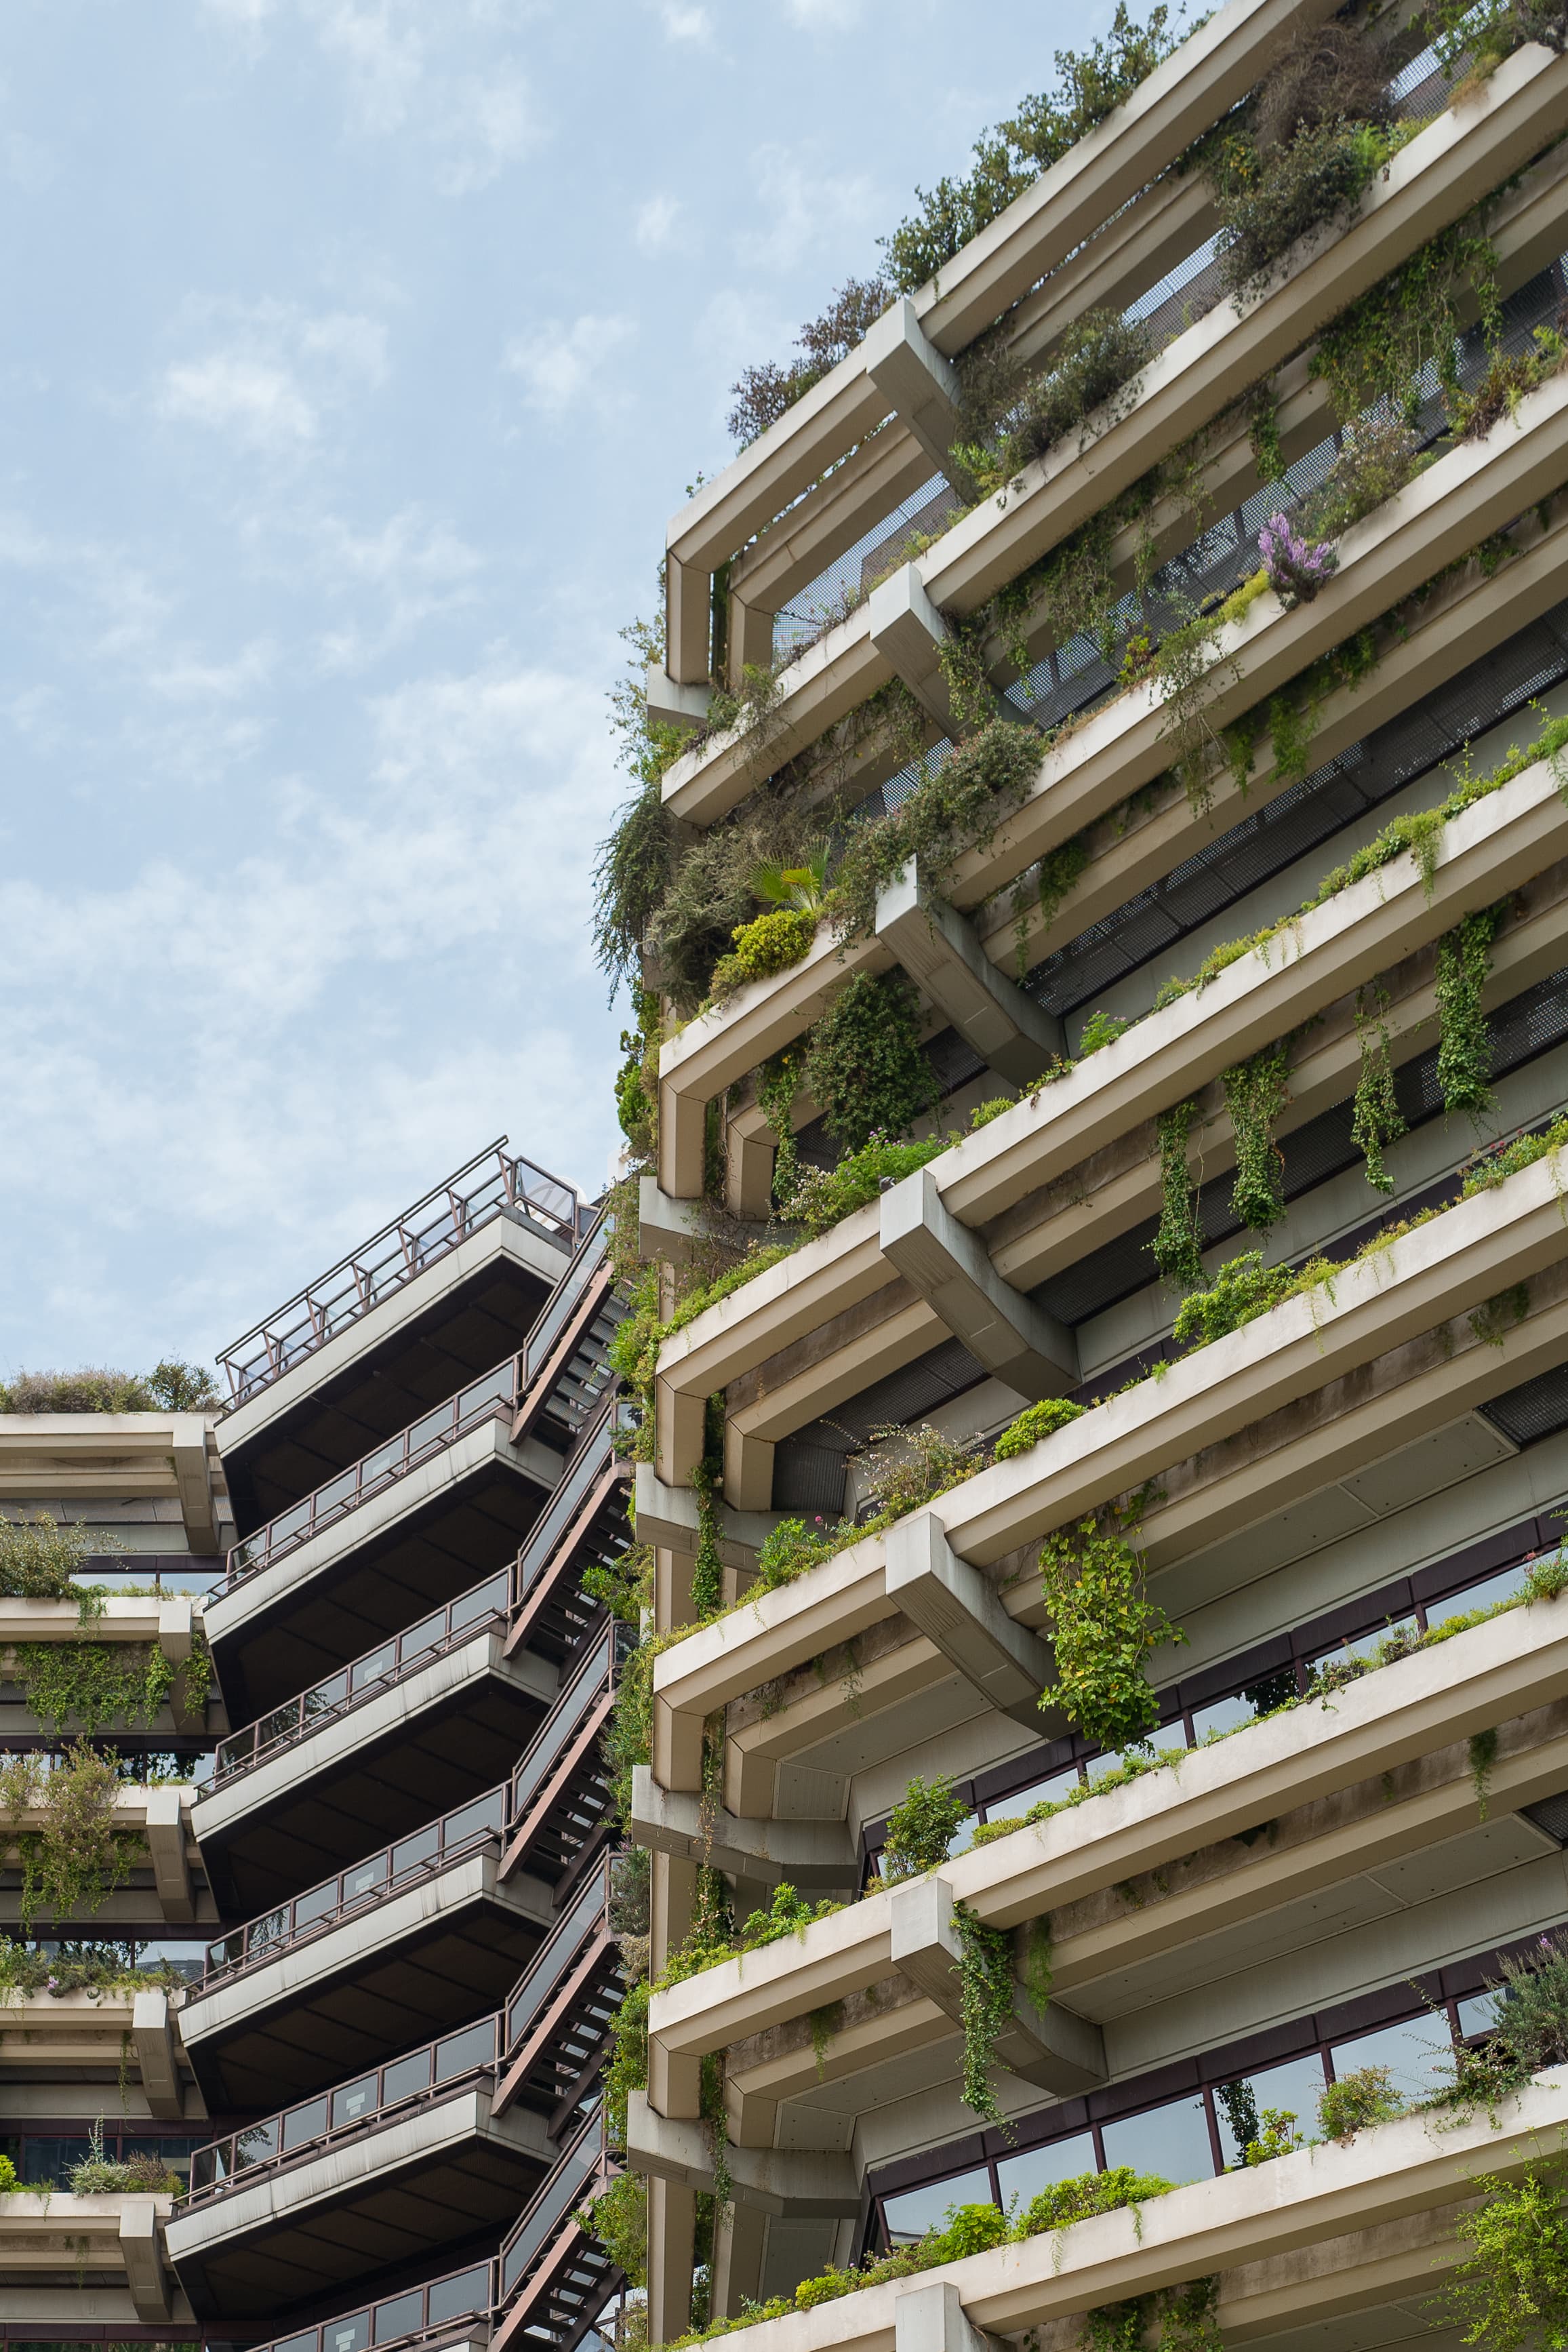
[1,0,1083,1380]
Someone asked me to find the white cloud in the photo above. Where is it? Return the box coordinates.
[784,0,862,22]
[635,193,681,254]
[161,355,317,448]
[157,302,389,454]
[503,315,635,418]
[736,143,880,275]
[658,3,711,39]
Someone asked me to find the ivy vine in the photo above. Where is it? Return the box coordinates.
[9,1640,209,1738]
[802,970,936,1151]
[0,1745,138,1933]
[755,1047,805,1208]
[1152,1098,1204,1287]
[952,1901,1015,2128]
[1350,990,1405,1195]
[1038,1498,1179,1752]
[1448,2158,1568,2350]
[1222,1044,1291,1232]
[1435,904,1506,1119]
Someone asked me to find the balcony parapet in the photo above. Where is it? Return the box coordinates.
[0,1983,190,2117]
[502,1627,618,1888]
[217,1140,582,1412]
[651,1143,1568,1785]
[0,2191,178,2320]
[240,2258,495,2352]
[658,361,1568,1202]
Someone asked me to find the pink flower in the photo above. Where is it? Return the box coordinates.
[1258,513,1338,607]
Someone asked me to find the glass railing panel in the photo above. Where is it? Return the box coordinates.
[406,1403,452,1455]
[371,2296,422,2345]
[331,2074,379,2128]
[435,2020,496,2082]
[506,1865,609,2046]
[382,2048,434,2105]
[391,1824,441,1877]
[403,1604,449,1655]
[294,1880,341,1930]
[315,1468,359,1516]
[350,1643,396,1693]
[281,2098,329,2151]
[359,1435,404,1486]
[449,1570,510,1633]
[424,2267,491,2326]
[443,1789,507,1849]
[321,2317,369,2352]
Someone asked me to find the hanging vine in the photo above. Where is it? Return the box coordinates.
[1152,1098,1204,1286]
[952,1902,1016,2128]
[1350,990,1405,1195]
[1037,1497,1178,1752]
[1222,1045,1291,1232]
[9,1640,204,1738]
[0,1745,138,1933]
[802,970,936,1151]
[755,1047,805,1209]
[1435,904,1506,1119]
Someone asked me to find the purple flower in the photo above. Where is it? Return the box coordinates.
[1258,513,1338,608]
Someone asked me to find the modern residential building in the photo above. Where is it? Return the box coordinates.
[622,1,1568,2345]
[1,1140,637,2352]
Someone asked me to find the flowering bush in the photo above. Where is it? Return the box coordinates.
[1258,512,1338,607]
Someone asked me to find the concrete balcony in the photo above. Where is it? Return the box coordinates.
[0,1410,231,1559]
[647,1591,1568,2132]
[0,1985,195,2120]
[168,2013,552,2323]
[179,1787,550,2111]
[0,1780,206,1934]
[217,1140,582,1534]
[643,2066,1568,2351]
[241,2255,496,2352]
[658,359,1568,1201]
[1,1589,217,1743]
[660,43,1568,818]
[206,1359,563,1723]
[0,2191,184,2324]
[660,0,1345,683]
[491,2112,620,2352]
[652,1146,1568,1793]
[656,753,1568,1492]
[195,1563,560,1916]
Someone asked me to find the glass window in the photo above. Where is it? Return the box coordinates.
[984,1768,1079,1822]
[881,2167,994,2245]
[382,2048,434,2105]
[1314,1614,1420,1670]
[947,1811,982,1858]
[1330,2014,1458,2102]
[435,2020,496,2081]
[273,2333,318,2352]
[373,2292,424,2342]
[323,2312,370,2352]
[1189,1692,1257,1745]
[233,2118,280,2169]
[331,2075,379,2128]
[1428,1561,1533,1627]
[1457,1987,1506,2038]
[1213,2054,1327,2165]
[995,2131,1098,2216]
[426,2265,492,2324]
[281,2098,329,2152]
[1101,2095,1213,2185]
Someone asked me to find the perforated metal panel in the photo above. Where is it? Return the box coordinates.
[1483,1363,1568,1448]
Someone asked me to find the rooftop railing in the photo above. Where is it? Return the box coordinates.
[222,1357,521,1591]
[212,1561,522,1786]
[218,1140,582,1410]
[254,2256,495,2352]
[201,1786,506,1989]
[186,2010,501,2201]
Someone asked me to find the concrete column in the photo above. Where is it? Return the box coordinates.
[144,1789,194,1923]
[647,2174,698,2347]
[131,1991,183,2119]
[654,1544,696,1635]
[895,2279,992,2352]
[119,2201,171,2320]
[711,2201,768,2320]
[665,551,710,686]
[651,1851,703,2119]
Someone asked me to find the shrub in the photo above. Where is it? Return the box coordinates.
[0,2154,16,2193]
[1018,2166,1175,2235]
[803,972,936,1152]
[1317,2065,1403,2140]
[1213,117,1389,300]
[1172,1252,1296,1350]
[881,1775,967,1880]
[781,1132,946,1239]
[0,1362,218,1414]
[956,311,1152,492]
[1258,513,1336,606]
[858,1422,985,1529]
[1448,2160,1568,2351]
[1302,416,1422,540]
[708,908,818,1000]
[0,1513,100,1601]
[727,278,890,446]
[994,1397,1085,1460]
[753,1517,842,1591]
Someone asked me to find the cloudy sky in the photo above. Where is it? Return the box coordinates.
[1,0,1079,1381]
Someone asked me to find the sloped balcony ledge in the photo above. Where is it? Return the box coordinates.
[0,2193,177,2320]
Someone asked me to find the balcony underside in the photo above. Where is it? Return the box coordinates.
[211,1448,554,1723]
[221,1220,563,1536]
[169,2094,552,2324]
[197,1649,557,1916]
[181,1862,550,2111]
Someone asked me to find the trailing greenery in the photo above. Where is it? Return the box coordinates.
[1171,1250,1293,1348]
[782,1132,946,1237]
[0,1513,110,1603]
[1222,1044,1290,1232]
[954,311,1153,497]
[1436,903,1507,1119]
[1463,1107,1568,1195]
[825,719,1046,946]
[0,1745,139,1933]
[803,971,936,1151]
[1351,991,1406,1193]
[881,1775,967,1879]
[1039,1498,1178,1751]
[689,1456,725,1624]
[0,1936,187,1997]
[11,1641,182,1737]
[1152,1099,1205,1285]
[994,1396,1085,1461]
[1083,2275,1223,2352]
[1448,2158,1568,2351]
[1311,214,1501,427]
[1211,112,1397,304]
[756,1045,806,1208]
[580,2169,648,2288]
[953,1902,1016,2127]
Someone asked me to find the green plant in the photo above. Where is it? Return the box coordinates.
[1172,1251,1295,1349]
[1152,1099,1205,1286]
[12,1642,184,1738]
[1470,1726,1500,1818]
[1317,2064,1403,2140]
[1223,1045,1290,1231]
[1436,905,1506,1118]
[1310,216,1500,427]
[881,1775,966,1879]
[994,1397,1085,1460]
[1448,2158,1568,2350]
[0,2154,16,2193]
[582,2169,647,2288]
[0,1745,138,1934]
[708,907,818,1001]
[857,1422,985,1531]
[825,719,1045,944]
[753,1517,841,1592]
[954,310,1153,495]
[1079,1008,1133,1057]
[1352,993,1406,1193]
[952,1902,1016,2127]
[803,972,935,1152]
[1464,1109,1568,1195]
[1020,2166,1175,2235]
[780,1132,946,1238]
[603,1978,649,2152]
[689,1455,725,1624]
[755,1045,805,1209]
[727,280,891,444]
[0,1513,110,1603]
[1212,115,1392,302]
[1245,2108,1303,2165]
[1038,1502,1179,1751]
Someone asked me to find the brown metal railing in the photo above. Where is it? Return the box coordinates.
[218,1141,582,1409]
[245,2256,496,2352]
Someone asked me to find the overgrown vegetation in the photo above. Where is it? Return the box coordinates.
[1038,1496,1178,1751]
[0,1361,218,1414]
[803,971,936,1151]
[881,1775,966,1879]
[0,1745,140,1933]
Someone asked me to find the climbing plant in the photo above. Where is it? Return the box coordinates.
[952,1901,1016,2128]
[1152,1098,1205,1286]
[0,1514,110,1603]
[1222,1044,1291,1231]
[11,1643,188,1738]
[1351,992,1405,1194]
[755,1047,805,1208]
[881,1775,966,1880]
[1435,904,1506,1118]
[802,971,936,1151]
[1037,1500,1178,1752]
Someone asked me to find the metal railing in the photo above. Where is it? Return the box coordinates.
[250,2256,495,2352]
[518,1210,610,1393]
[201,1786,506,1988]
[498,2111,606,2307]
[218,1142,582,1409]
[508,1629,614,1831]
[212,1563,521,1785]
[222,1358,521,1590]
[186,2012,501,2200]
[504,1860,611,2056]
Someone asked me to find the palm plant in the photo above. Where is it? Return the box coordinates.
[750,843,830,912]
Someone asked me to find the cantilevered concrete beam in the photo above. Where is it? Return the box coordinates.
[132,1991,184,2119]
[632,1767,858,1893]
[645,666,712,734]
[879,1165,1077,1398]
[867,564,971,733]
[144,1789,195,1924]
[897,2281,999,2352]
[629,2094,860,2218]
[885,1513,1052,1728]
[889,1873,1105,2095]
[119,2202,172,2321]
[639,1176,771,1268]
[633,1464,780,1567]
[876,864,1063,1084]
[863,300,963,479]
